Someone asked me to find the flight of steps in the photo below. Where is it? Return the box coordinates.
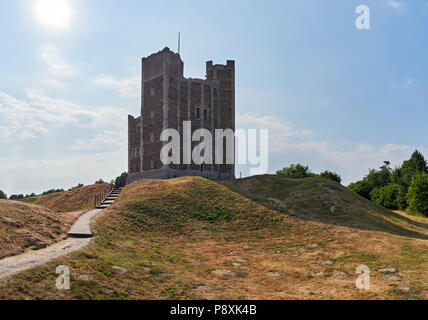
[96,187,122,209]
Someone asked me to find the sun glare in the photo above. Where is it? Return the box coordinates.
[35,0,71,30]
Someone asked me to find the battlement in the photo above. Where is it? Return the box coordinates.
[142,47,184,82]
[206,60,235,70]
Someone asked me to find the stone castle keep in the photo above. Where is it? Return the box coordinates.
[127,47,235,183]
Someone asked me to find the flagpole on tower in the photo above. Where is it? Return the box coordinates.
[178,32,181,55]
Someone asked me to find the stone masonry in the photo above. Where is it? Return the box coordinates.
[127,47,235,183]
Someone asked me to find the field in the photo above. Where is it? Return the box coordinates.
[21,184,108,212]
[0,176,427,300]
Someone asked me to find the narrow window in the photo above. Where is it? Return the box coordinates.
[150,88,155,96]
[151,111,155,119]
[196,108,200,119]
[151,161,155,169]
[204,109,207,120]
[150,133,154,143]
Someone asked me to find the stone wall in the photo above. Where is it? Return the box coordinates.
[127,47,235,184]
[128,115,141,174]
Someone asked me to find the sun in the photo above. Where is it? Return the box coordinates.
[35,0,71,30]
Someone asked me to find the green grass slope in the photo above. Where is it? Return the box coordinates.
[220,175,428,239]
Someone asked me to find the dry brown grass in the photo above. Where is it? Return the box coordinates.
[29,184,108,212]
[0,200,73,259]
[0,177,427,300]
[0,184,101,260]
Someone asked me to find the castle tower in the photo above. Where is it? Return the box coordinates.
[127,48,235,183]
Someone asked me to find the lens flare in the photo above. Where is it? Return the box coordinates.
[35,0,71,30]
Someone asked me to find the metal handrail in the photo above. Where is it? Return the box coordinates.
[94,182,114,208]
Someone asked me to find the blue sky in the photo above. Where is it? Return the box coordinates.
[0,0,428,195]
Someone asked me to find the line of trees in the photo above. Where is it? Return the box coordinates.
[348,150,428,216]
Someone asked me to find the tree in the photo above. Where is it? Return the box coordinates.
[318,171,342,184]
[9,194,24,200]
[276,164,314,179]
[408,150,428,174]
[348,180,373,200]
[349,151,428,213]
[370,184,401,209]
[115,172,128,188]
[407,173,428,216]
[95,179,106,185]
[0,190,7,200]
[365,165,391,189]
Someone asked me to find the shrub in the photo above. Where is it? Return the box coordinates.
[115,172,128,188]
[42,189,64,196]
[9,194,24,200]
[0,190,6,200]
[276,164,314,179]
[69,183,84,191]
[407,173,428,215]
[318,171,342,184]
[348,180,373,200]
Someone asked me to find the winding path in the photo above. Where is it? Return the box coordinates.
[0,187,121,279]
[0,237,91,279]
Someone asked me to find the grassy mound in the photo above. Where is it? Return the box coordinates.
[0,200,71,259]
[1,176,428,300]
[23,184,108,213]
[220,175,428,239]
[112,177,287,235]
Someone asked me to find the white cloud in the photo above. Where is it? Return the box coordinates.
[0,90,127,141]
[42,79,65,89]
[388,0,402,9]
[93,74,140,98]
[71,130,126,151]
[0,90,129,195]
[238,112,310,139]
[41,46,75,77]
[0,148,127,195]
